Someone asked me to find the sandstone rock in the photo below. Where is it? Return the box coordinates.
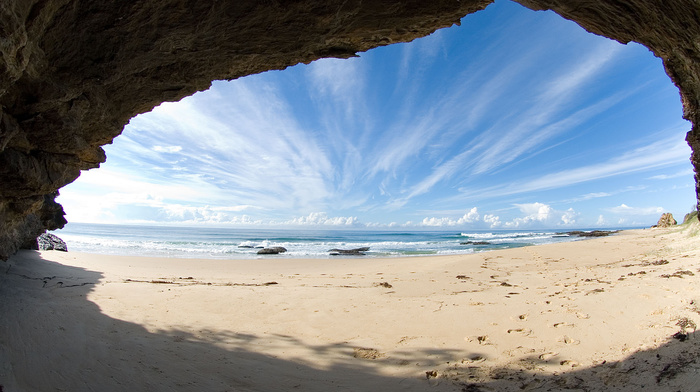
[1,0,700,259]
[654,213,677,228]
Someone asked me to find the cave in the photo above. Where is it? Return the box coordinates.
[1,0,699,260]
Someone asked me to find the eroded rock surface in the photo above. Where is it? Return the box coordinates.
[654,213,677,228]
[1,0,699,259]
[34,232,68,251]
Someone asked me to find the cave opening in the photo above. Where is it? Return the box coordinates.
[55,0,694,240]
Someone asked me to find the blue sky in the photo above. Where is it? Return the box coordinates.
[58,1,696,229]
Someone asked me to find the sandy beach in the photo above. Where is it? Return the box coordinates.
[1,223,699,391]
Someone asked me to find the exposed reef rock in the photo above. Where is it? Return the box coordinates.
[563,230,619,237]
[1,0,700,259]
[328,247,370,256]
[257,247,288,255]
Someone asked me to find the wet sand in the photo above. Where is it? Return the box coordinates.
[1,223,699,391]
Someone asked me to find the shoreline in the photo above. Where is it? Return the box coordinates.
[55,223,628,260]
[49,228,623,262]
[2,224,699,391]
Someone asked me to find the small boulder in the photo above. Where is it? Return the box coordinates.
[37,233,68,251]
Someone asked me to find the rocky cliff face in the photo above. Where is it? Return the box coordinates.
[1,0,699,260]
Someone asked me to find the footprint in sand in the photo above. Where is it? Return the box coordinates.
[507,328,533,336]
[553,322,575,328]
[576,312,590,319]
[538,352,558,361]
[560,359,580,367]
[462,354,486,363]
[561,335,580,345]
[353,348,385,360]
[397,336,418,345]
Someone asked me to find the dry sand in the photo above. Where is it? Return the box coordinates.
[1,223,700,391]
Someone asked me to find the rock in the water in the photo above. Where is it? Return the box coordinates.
[654,213,677,228]
[328,247,370,255]
[565,230,618,237]
[257,247,287,255]
[36,233,68,251]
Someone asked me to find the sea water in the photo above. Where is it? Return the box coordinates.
[54,222,626,259]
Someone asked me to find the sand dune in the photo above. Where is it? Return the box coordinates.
[2,223,699,391]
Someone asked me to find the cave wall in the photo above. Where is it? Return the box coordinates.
[1,0,699,260]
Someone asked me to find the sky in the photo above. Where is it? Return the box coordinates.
[57,0,696,230]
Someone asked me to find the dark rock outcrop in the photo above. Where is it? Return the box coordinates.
[257,247,287,255]
[328,247,370,255]
[653,213,677,228]
[1,0,700,259]
[35,233,68,251]
[564,230,619,237]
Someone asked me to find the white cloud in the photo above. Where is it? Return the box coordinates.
[502,202,578,228]
[468,41,624,176]
[384,39,630,208]
[284,212,359,226]
[596,215,607,226]
[454,131,690,202]
[579,192,611,200]
[153,145,183,153]
[461,207,481,223]
[307,57,367,123]
[483,214,502,228]
[561,208,578,225]
[309,58,363,100]
[421,217,457,227]
[418,204,579,230]
[540,41,621,102]
[605,204,665,216]
[647,169,694,180]
[515,202,553,221]
[419,207,481,227]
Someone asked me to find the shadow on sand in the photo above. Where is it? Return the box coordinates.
[1,251,698,391]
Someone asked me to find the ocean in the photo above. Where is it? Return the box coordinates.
[53,222,627,259]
